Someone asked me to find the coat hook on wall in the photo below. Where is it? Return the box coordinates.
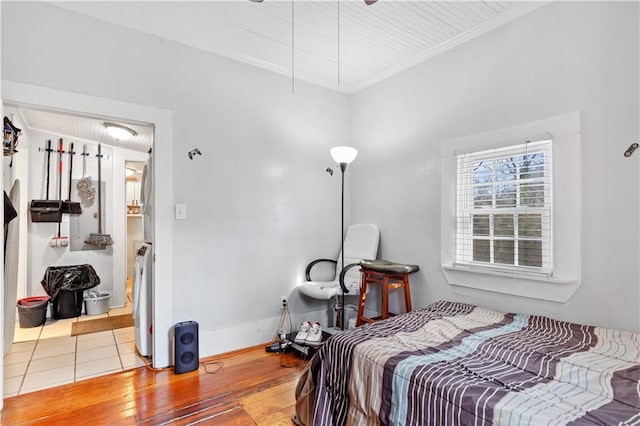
[325,167,334,176]
[187,148,201,160]
[624,143,639,157]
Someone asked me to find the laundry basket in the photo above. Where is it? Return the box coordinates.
[84,290,111,315]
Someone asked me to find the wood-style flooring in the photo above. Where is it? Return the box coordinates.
[1,344,307,425]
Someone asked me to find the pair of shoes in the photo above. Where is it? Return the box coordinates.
[293,322,311,343]
[294,322,323,347]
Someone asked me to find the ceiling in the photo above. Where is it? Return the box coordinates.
[5,106,154,153]
[52,0,547,94]
[6,1,546,148]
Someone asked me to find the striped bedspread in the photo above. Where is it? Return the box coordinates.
[293,301,640,425]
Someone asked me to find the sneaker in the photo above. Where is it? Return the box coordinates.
[294,322,311,343]
[265,341,291,353]
[305,323,323,347]
[265,342,282,353]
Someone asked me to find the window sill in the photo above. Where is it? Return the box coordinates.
[441,264,581,303]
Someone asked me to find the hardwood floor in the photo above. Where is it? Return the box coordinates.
[1,344,308,425]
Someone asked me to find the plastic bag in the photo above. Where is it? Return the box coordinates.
[40,264,100,300]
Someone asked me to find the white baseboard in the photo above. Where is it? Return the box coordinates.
[185,304,374,361]
[196,316,280,359]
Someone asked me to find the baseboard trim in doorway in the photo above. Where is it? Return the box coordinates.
[71,314,135,337]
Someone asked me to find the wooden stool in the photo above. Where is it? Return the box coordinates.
[356,259,420,326]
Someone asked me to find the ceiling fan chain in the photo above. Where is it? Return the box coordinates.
[249,0,378,5]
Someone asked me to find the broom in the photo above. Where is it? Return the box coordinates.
[50,138,68,248]
[85,143,113,247]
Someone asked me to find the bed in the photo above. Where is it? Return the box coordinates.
[293,300,640,425]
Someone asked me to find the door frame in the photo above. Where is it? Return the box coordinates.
[1,81,174,370]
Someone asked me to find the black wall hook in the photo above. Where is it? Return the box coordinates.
[187,148,202,160]
[624,143,639,157]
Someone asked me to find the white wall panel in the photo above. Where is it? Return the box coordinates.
[1,1,349,357]
[350,1,640,331]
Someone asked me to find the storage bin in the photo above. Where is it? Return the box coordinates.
[84,291,111,315]
[17,296,49,328]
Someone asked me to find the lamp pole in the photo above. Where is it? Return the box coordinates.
[339,162,347,330]
[330,146,357,331]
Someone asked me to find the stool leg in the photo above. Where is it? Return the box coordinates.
[403,274,412,313]
[356,272,368,327]
[381,275,390,320]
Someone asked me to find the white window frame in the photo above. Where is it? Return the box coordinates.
[455,140,553,276]
[440,112,582,303]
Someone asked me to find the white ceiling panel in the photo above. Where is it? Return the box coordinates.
[8,107,153,153]
[51,1,547,94]
[5,1,546,159]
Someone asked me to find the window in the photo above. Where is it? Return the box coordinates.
[456,140,553,275]
[440,112,581,302]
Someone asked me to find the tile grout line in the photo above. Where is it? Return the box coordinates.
[113,329,126,371]
[15,322,45,396]
[23,317,78,394]
[9,305,134,396]
[73,318,79,383]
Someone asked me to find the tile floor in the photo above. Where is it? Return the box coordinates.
[3,303,149,397]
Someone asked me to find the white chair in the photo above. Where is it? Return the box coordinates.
[298,224,380,300]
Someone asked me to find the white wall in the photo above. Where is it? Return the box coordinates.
[3,111,29,305]
[2,0,637,358]
[1,2,350,356]
[350,2,640,331]
[0,1,6,409]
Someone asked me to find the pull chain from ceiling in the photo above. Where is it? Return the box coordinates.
[337,0,340,88]
[292,0,295,93]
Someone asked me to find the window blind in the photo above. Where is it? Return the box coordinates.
[455,139,553,275]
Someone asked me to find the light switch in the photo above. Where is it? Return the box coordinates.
[175,204,187,220]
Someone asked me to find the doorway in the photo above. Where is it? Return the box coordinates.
[1,81,174,401]
[2,105,153,396]
[125,161,145,305]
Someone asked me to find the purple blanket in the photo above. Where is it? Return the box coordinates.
[294,301,640,425]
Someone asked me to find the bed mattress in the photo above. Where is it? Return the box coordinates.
[294,301,640,425]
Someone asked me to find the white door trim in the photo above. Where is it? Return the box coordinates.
[1,80,174,369]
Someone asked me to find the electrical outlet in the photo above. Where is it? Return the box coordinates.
[280,296,288,308]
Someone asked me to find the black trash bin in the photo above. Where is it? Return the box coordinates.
[51,290,85,319]
[41,264,100,319]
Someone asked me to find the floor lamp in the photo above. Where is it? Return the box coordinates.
[330,146,358,331]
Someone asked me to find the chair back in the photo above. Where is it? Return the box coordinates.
[336,224,380,292]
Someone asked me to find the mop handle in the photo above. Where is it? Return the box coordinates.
[57,138,63,239]
[68,142,74,200]
[58,138,63,200]
[82,144,87,176]
[97,143,102,233]
[45,139,52,200]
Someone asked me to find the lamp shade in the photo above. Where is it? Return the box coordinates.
[330,146,358,164]
[104,122,137,141]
